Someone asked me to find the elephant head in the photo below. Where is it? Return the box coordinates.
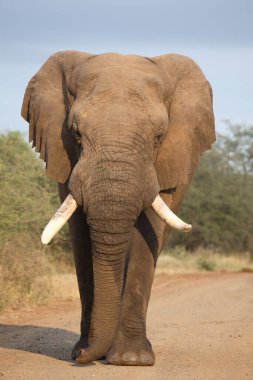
[22,51,215,362]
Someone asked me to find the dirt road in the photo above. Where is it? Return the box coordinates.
[0,272,253,380]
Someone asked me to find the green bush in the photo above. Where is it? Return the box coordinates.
[167,124,253,256]
[196,257,216,272]
[1,132,58,239]
[0,132,72,310]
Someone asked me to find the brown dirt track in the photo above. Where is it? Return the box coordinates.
[0,272,253,380]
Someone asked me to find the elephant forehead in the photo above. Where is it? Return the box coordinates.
[72,55,164,95]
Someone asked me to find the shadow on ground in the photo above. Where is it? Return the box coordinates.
[0,324,79,362]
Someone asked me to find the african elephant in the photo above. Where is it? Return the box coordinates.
[21,51,215,366]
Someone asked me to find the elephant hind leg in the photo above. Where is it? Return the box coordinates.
[107,194,172,366]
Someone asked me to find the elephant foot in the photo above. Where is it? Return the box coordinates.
[71,335,88,360]
[107,336,155,366]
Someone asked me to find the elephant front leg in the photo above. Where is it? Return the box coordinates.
[58,183,93,360]
[107,204,169,366]
[70,216,93,361]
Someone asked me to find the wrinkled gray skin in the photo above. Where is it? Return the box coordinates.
[22,51,215,366]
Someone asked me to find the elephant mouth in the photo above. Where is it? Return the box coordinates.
[41,193,192,245]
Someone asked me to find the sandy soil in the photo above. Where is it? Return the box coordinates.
[0,272,253,380]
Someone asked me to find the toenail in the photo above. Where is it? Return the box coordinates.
[140,351,155,365]
[108,353,121,363]
[122,352,138,363]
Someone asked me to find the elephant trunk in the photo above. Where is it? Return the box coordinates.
[75,167,142,363]
[76,219,133,363]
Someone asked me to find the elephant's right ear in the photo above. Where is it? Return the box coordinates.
[21,50,91,183]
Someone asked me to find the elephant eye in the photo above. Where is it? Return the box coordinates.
[71,122,82,144]
[154,133,164,146]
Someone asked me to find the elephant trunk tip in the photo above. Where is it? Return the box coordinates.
[75,342,112,364]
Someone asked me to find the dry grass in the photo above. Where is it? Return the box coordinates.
[158,246,253,274]
[0,237,53,311]
[1,242,252,312]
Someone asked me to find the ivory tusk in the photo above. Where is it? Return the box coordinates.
[41,194,78,244]
[152,195,192,232]
[41,193,191,245]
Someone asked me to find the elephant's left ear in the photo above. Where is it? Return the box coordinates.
[21,50,91,183]
[153,54,216,190]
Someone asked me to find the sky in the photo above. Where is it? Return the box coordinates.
[0,0,252,136]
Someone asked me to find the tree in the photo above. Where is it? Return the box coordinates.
[0,132,72,309]
[167,124,253,255]
[0,131,71,254]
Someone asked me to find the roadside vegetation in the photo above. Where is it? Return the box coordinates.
[168,122,253,256]
[0,123,252,310]
[158,247,253,274]
[0,132,71,310]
